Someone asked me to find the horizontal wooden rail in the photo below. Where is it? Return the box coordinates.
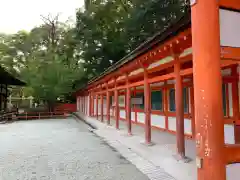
[18,111,67,120]
[225,144,240,164]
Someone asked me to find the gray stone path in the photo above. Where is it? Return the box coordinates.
[0,118,149,180]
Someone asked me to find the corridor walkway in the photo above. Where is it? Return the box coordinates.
[0,118,148,180]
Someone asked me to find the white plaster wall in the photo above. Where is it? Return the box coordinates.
[167,80,175,84]
[151,114,165,128]
[102,99,107,115]
[226,163,240,180]
[131,112,135,122]
[168,117,176,131]
[168,117,192,135]
[94,98,97,115]
[110,108,113,116]
[118,95,125,107]
[224,124,235,144]
[120,109,126,119]
[220,9,240,47]
[179,47,192,58]
[136,86,144,90]
[184,119,192,135]
[137,112,145,124]
[221,68,231,76]
[150,82,164,87]
[228,83,233,117]
[148,56,173,69]
[76,97,79,111]
[97,98,101,115]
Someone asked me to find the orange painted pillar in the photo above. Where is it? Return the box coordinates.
[96,94,99,119]
[231,65,240,143]
[82,96,84,113]
[144,69,151,144]
[91,94,94,116]
[191,1,226,179]
[83,96,85,114]
[79,96,81,112]
[190,86,195,137]
[101,93,104,122]
[126,74,132,135]
[88,93,91,116]
[81,96,83,113]
[92,94,95,116]
[106,88,110,125]
[174,60,185,158]
[115,81,120,129]
[164,81,169,130]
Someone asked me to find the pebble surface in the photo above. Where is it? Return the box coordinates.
[0,118,149,180]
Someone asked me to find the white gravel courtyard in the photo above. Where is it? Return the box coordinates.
[0,118,149,180]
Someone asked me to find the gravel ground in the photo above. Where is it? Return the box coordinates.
[0,118,149,180]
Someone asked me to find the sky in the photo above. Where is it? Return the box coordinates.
[0,0,84,34]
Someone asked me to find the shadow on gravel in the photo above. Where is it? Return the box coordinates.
[71,112,97,130]
[71,113,131,164]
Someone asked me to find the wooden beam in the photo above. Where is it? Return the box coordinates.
[221,47,240,61]
[225,144,240,164]
[220,0,240,10]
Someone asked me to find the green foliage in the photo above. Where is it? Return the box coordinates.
[75,0,188,79]
[0,0,189,105]
[0,19,84,105]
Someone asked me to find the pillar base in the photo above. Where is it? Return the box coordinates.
[173,154,191,163]
[122,132,133,137]
[140,140,155,147]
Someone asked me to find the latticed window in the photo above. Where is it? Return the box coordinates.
[151,90,163,111]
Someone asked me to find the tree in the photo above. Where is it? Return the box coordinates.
[75,0,188,80]
[0,15,84,110]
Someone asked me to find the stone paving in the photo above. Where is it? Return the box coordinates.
[76,113,240,180]
[0,118,149,180]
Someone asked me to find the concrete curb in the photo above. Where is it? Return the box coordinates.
[72,113,176,180]
[71,112,97,130]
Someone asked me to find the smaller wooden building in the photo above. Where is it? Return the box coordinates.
[0,66,25,112]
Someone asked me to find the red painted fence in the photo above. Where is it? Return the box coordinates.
[54,103,76,112]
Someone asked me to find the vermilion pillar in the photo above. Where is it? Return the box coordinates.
[174,59,185,158]
[231,65,240,143]
[114,80,119,129]
[191,1,226,179]
[101,93,104,122]
[91,94,94,116]
[106,86,110,125]
[126,74,132,135]
[164,81,169,130]
[92,94,95,116]
[83,96,85,114]
[96,94,99,120]
[88,92,91,116]
[144,69,151,144]
[82,96,84,114]
[79,96,81,113]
